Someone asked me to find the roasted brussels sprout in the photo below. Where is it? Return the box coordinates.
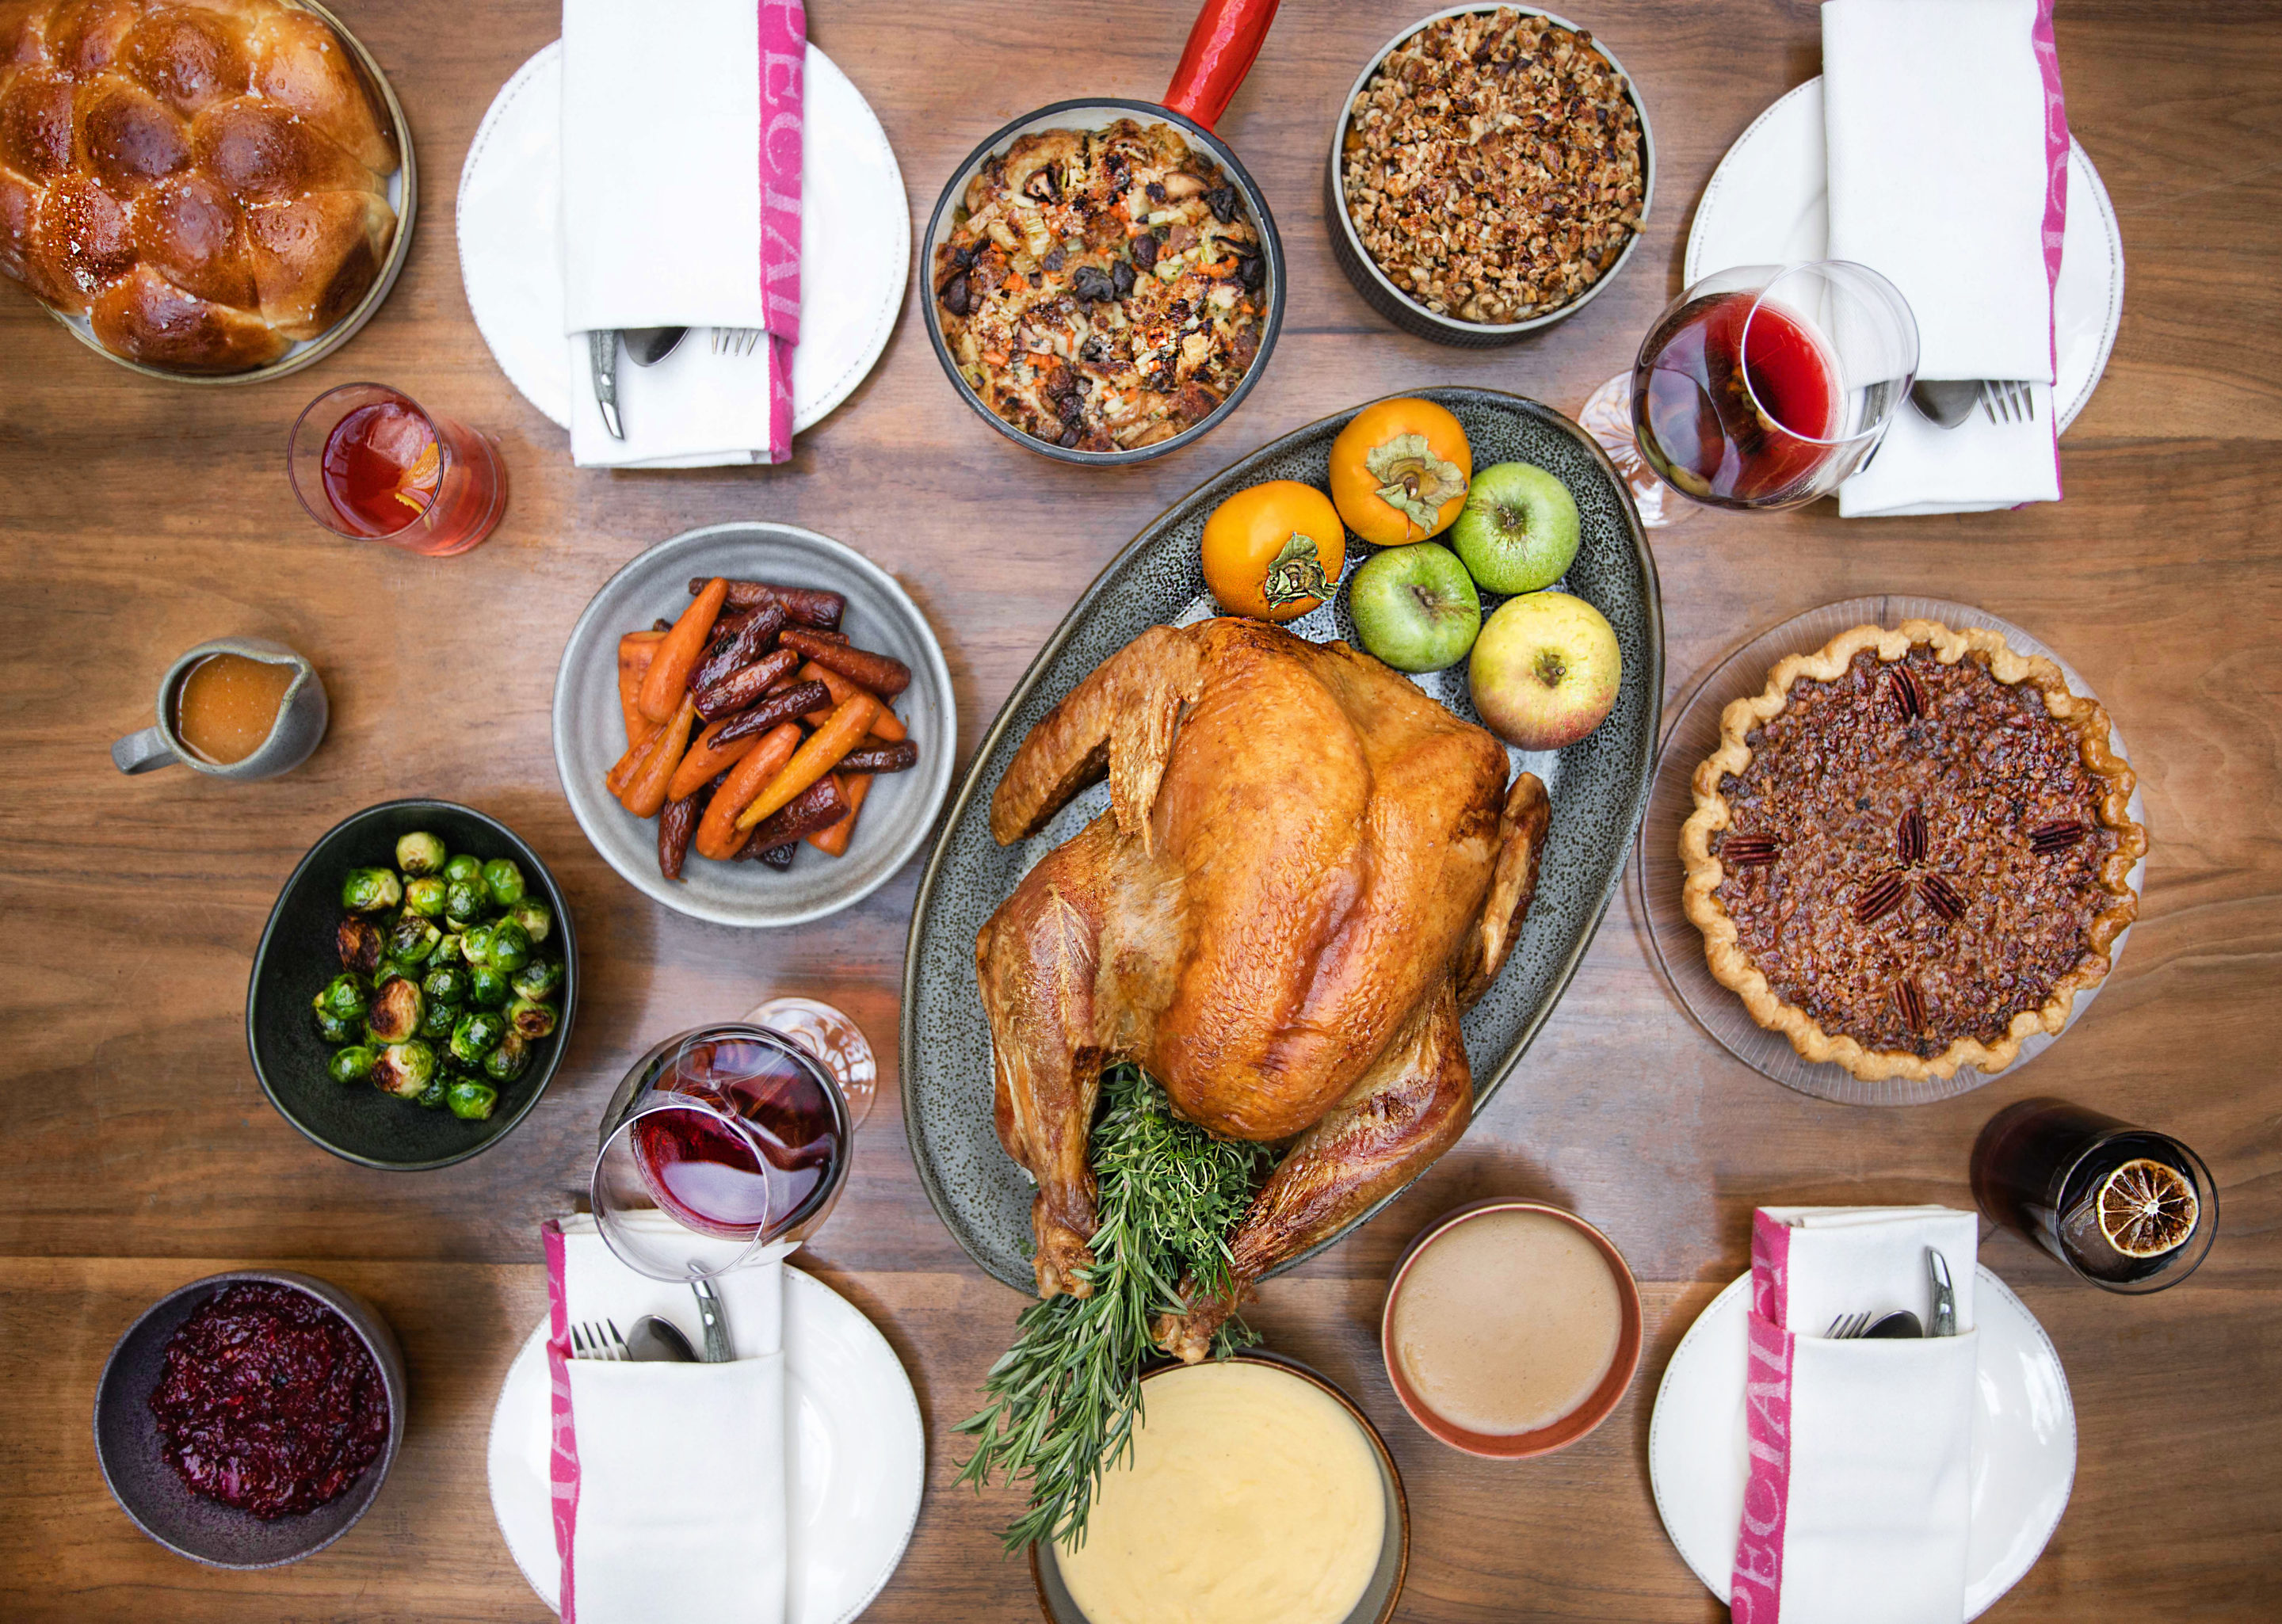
[364,976,424,1044]
[430,932,464,966]
[487,920,532,974]
[509,898,551,944]
[460,923,495,966]
[467,965,511,1008]
[443,853,483,886]
[387,913,441,965]
[448,1010,507,1066]
[315,973,368,1023]
[509,958,563,1001]
[423,964,470,1005]
[445,877,488,924]
[337,917,385,974]
[403,875,448,918]
[372,1040,437,1098]
[315,1007,359,1045]
[482,857,527,908]
[418,998,460,1041]
[447,1079,500,1120]
[506,996,558,1041]
[484,1029,531,1083]
[328,1046,377,1085]
[341,867,403,913]
[415,1077,450,1110]
[396,831,448,875]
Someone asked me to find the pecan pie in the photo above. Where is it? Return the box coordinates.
[1680,621,2145,1081]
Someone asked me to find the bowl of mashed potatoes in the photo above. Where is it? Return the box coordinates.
[1029,1352,1407,1624]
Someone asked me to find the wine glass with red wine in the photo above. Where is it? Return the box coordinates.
[1624,261,1917,516]
[591,1024,853,1282]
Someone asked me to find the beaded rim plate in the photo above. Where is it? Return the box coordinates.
[38,0,418,387]
[1635,597,2147,1107]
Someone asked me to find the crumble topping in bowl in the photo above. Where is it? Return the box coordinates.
[933,120,1266,453]
[1341,7,1646,325]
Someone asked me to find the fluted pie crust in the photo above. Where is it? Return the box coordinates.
[1680,621,2146,1082]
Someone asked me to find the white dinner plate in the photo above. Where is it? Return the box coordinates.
[487,1267,925,1624]
[1650,1265,2076,1619]
[1685,77,2124,432]
[456,41,908,438]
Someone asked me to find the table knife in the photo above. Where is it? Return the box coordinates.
[690,1275,731,1362]
[1926,1246,1958,1337]
[589,329,624,440]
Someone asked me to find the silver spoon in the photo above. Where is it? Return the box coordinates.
[622,1314,700,1363]
[1864,1309,1924,1340]
[624,327,688,367]
[1910,379,1980,429]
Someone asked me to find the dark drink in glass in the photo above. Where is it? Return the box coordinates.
[288,383,506,555]
[1971,1098,2217,1294]
[1628,260,1917,513]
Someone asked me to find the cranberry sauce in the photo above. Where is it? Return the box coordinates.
[148,1282,389,1520]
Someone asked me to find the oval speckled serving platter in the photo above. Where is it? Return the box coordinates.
[901,388,1663,1290]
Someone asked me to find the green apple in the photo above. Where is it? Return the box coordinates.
[1451,461,1582,594]
[1469,591,1621,749]
[1347,543,1481,673]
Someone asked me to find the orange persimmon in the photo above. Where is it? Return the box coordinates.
[1200,480,1345,622]
[1327,397,1472,546]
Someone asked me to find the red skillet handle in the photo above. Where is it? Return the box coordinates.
[1161,0,1282,133]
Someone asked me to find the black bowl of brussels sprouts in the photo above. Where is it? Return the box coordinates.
[246,800,578,1169]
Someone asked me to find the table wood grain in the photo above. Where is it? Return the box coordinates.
[2,1,2277,1618]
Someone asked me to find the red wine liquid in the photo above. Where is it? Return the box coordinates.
[1633,292,1842,506]
[320,401,441,536]
[630,1035,842,1238]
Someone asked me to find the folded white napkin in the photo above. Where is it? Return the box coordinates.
[1823,0,2068,516]
[1731,1206,1979,1624]
[559,0,804,467]
[544,1214,790,1624]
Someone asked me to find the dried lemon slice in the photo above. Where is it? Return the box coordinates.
[2096,1157,2199,1258]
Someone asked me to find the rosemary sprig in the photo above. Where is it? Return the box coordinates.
[952,1062,1267,1553]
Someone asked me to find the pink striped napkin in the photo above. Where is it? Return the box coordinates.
[758,0,805,462]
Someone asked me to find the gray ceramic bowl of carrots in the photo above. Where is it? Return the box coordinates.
[551,523,956,928]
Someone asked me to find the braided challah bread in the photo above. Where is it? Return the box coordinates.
[0,0,400,374]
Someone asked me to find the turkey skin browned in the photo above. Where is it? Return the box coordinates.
[976,618,1548,1357]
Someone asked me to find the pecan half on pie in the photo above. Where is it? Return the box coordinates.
[1680,621,2146,1081]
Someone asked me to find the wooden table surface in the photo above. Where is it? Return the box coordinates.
[4,1,2278,1617]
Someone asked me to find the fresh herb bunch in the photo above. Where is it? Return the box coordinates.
[953,1062,1268,1553]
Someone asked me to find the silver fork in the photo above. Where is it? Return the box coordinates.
[1825,1310,1877,1340]
[569,1318,631,1360]
[1981,379,2037,424]
[712,327,763,356]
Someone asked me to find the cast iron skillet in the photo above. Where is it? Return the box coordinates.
[920,0,1288,466]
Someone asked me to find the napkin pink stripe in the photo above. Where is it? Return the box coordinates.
[758,0,806,463]
[2032,0,2068,491]
[1732,1210,1796,1624]
[543,1219,583,1624]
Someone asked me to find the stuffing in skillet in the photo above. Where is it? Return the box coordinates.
[934,120,1268,453]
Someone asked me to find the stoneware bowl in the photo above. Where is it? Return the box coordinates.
[551,523,955,928]
[1325,4,1654,347]
[1028,1351,1409,1623]
[1380,1199,1643,1457]
[246,799,578,1168]
[112,636,329,780]
[93,1269,406,1568]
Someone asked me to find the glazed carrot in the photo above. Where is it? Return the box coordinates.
[793,661,907,741]
[807,772,872,856]
[639,577,729,722]
[695,722,801,860]
[658,794,701,880]
[736,776,849,855]
[620,694,698,818]
[606,701,677,796]
[618,632,663,748]
[665,715,763,802]
[735,692,880,831]
[780,628,910,696]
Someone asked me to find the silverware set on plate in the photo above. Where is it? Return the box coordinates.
[570,1278,733,1363]
[1826,1247,1960,1340]
[1910,377,2039,429]
[590,326,764,439]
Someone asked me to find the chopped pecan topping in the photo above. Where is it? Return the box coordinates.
[1895,978,1927,1031]
[1853,871,1908,926]
[1720,833,1779,867]
[1896,806,1927,866]
[1919,872,1968,922]
[2028,818,2089,852]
